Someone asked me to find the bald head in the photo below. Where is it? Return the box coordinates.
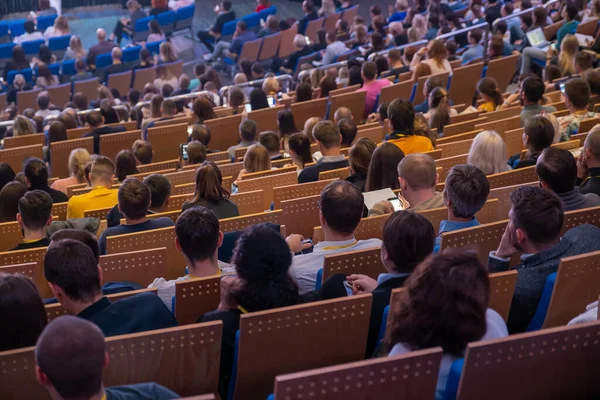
[397,153,438,190]
[35,316,106,399]
[96,28,106,41]
[111,46,122,61]
[334,107,353,123]
[585,126,600,161]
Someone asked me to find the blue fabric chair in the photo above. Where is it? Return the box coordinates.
[8,19,26,38]
[0,42,15,59]
[376,305,390,348]
[409,82,417,102]
[122,45,142,63]
[443,359,464,400]
[132,16,154,42]
[174,5,195,33]
[61,59,76,77]
[258,6,277,21]
[242,13,261,30]
[526,272,557,331]
[157,10,176,36]
[315,268,324,289]
[35,63,60,77]
[0,22,9,40]
[146,40,164,55]
[95,53,112,69]
[227,330,242,400]
[7,68,33,84]
[221,19,238,37]
[37,14,57,31]
[21,39,44,55]
[47,34,71,59]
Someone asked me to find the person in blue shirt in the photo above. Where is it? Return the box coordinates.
[425,13,441,40]
[434,164,490,252]
[35,316,179,400]
[556,3,580,49]
[203,20,257,63]
[461,28,484,65]
[388,0,408,23]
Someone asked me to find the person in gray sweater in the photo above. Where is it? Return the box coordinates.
[488,186,600,333]
[536,147,600,211]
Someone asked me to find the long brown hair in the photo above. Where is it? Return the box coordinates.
[243,144,271,173]
[190,161,230,203]
[365,142,405,192]
[427,39,448,68]
[428,86,451,133]
[477,77,503,109]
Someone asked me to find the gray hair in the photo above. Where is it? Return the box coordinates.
[444,164,490,219]
[467,130,510,175]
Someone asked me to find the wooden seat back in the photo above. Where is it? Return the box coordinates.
[304,17,325,42]
[107,70,133,95]
[322,247,384,283]
[73,78,99,102]
[147,123,188,162]
[132,66,157,92]
[136,159,179,173]
[475,115,520,136]
[290,98,328,128]
[0,144,43,174]
[448,62,484,107]
[99,129,142,161]
[281,194,319,238]
[354,126,384,144]
[278,23,298,58]
[205,114,243,151]
[258,32,281,61]
[273,179,337,209]
[0,221,23,252]
[329,91,366,123]
[83,206,113,220]
[439,219,509,266]
[0,248,49,297]
[578,117,599,134]
[219,210,282,233]
[443,117,487,137]
[313,214,390,244]
[49,137,94,178]
[238,37,263,63]
[237,171,297,209]
[153,116,192,128]
[16,89,41,113]
[562,205,600,233]
[414,72,449,105]
[230,190,265,215]
[488,270,518,322]
[485,54,520,93]
[486,166,538,189]
[206,151,230,163]
[436,137,473,158]
[247,105,284,133]
[174,275,221,325]
[66,126,90,140]
[163,168,196,186]
[488,181,538,217]
[435,153,468,180]
[319,167,350,181]
[501,127,524,157]
[380,80,414,104]
[417,199,502,235]
[240,165,296,180]
[231,295,372,400]
[484,106,521,122]
[2,133,44,149]
[52,202,68,220]
[101,247,168,286]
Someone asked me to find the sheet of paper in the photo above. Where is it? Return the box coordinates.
[363,188,397,210]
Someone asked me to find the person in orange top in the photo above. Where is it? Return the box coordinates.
[384,99,434,155]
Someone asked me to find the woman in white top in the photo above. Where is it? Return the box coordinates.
[386,249,508,400]
[153,65,178,92]
[63,35,87,61]
[467,130,511,175]
[147,20,166,43]
[410,39,453,75]
[424,87,457,134]
[44,16,69,40]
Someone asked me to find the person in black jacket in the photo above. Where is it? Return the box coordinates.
[297,0,319,35]
[197,0,236,52]
[577,127,600,197]
[12,190,52,251]
[345,137,375,192]
[83,110,126,154]
[23,158,69,204]
[346,211,435,357]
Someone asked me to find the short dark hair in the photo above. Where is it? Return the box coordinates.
[510,185,563,245]
[35,316,105,400]
[118,178,150,219]
[319,181,364,235]
[388,99,415,134]
[190,124,212,146]
[575,51,593,72]
[23,158,49,189]
[44,239,101,302]
[18,190,52,231]
[187,141,207,164]
[565,3,578,19]
[240,119,257,142]
[132,139,153,164]
[444,165,490,218]
[522,76,545,103]
[564,78,590,110]
[161,99,177,115]
[495,20,508,35]
[115,150,138,182]
[259,131,280,153]
[86,111,103,127]
[50,229,100,263]
[175,207,220,262]
[536,147,577,193]
[586,70,600,96]
[313,120,341,148]
[470,28,482,43]
[383,211,434,274]
[143,174,171,210]
[37,94,50,110]
[236,20,247,31]
[222,0,232,10]
[524,116,555,153]
[361,61,377,81]
[338,118,357,147]
[24,20,35,33]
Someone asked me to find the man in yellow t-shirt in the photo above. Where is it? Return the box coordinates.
[384,98,434,155]
[67,156,119,219]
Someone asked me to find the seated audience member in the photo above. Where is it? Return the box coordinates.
[204,20,257,63]
[345,211,435,356]
[182,161,239,219]
[23,158,69,203]
[586,70,600,98]
[102,47,128,84]
[154,65,178,92]
[111,0,147,44]
[382,49,409,80]
[87,28,117,68]
[34,93,59,119]
[338,118,358,148]
[0,182,27,223]
[297,0,319,35]
[132,139,153,165]
[299,121,349,183]
[190,124,214,151]
[425,87,456,134]
[277,110,300,152]
[518,77,557,125]
[371,153,445,215]
[44,238,178,335]
[13,20,43,45]
[461,28,484,65]
[185,141,207,165]
[346,138,376,192]
[558,78,597,141]
[99,178,174,254]
[385,99,434,154]
[172,74,191,97]
[133,48,154,71]
[489,186,600,332]
[365,142,404,192]
[0,163,15,192]
[357,61,391,118]
[260,131,284,161]
[322,31,348,65]
[434,165,490,252]
[70,59,94,83]
[67,156,118,219]
[289,181,382,293]
[149,207,226,310]
[0,273,47,351]
[143,99,177,138]
[192,96,217,123]
[287,132,313,175]
[83,111,126,154]
[333,107,353,123]
[467,131,510,175]
[577,127,600,196]
[6,74,29,105]
[13,190,52,250]
[234,145,272,187]
[387,249,508,398]
[476,77,503,112]
[536,147,600,211]
[114,150,138,182]
[196,0,236,52]
[414,75,448,113]
[509,116,554,169]
[51,149,91,195]
[35,316,179,399]
[410,40,452,75]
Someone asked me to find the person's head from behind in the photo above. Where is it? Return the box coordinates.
[44,239,102,309]
[190,124,212,147]
[249,89,269,110]
[382,211,435,274]
[521,76,545,105]
[536,147,578,194]
[259,131,281,156]
[24,20,35,34]
[319,181,364,236]
[243,144,271,173]
[366,142,405,192]
[523,116,554,154]
[17,190,53,235]
[583,126,600,166]
[397,153,439,194]
[175,206,223,266]
[187,140,207,165]
[142,174,171,212]
[89,156,115,187]
[231,224,298,311]
[35,316,107,400]
[131,139,153,165]
[114,150,138,182]
[444,165,490,219]
[338,118,357,147]
[191,161,229,203]
[277,109,297,137]
[86,110,104,128]
[304,117,322,142]
[564,78,590,112]
[563,2,579,20]
[228,88,245,109]
[349,137,376,175]
[192,96,216,121]
[0,163,15,193]
[543,64,561,83]
[385,248,490,356]
[23,158,50,189]
[575,51,593,75]
[467,130,508,175]
[239,119,257,143]
[333,107,353,124]
[161,99,176,117]
[312,120,342,153]
[37,93,50,110]
[295,82,312,103]
[388,99,415,134]
[0,273,47,352]
[586,70,600,97]
[477,77,503,108]
[117,178,150,220]
[288,132,313,166]
[488,36,505,58]
[361,61,378,83]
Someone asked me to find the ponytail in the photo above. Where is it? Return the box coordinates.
[191,161,229,204]
[493,88,504,109]
[429,87,451,133]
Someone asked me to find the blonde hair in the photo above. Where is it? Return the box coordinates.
[54,16,69,33]
[69,36,85,58]
[262,77,280,95]
[467,130,510,175]
[558,35,578,76]
[159,42,178,63]
[12,116,34,136]
[68,148,91,181]
[243,144,271,173]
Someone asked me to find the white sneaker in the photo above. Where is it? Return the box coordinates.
[203,54,213,61]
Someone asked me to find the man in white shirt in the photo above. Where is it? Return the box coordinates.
[148,206,229,311]
[321,31,349,65]
[13,20,44,45]
[287,181,382,294]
